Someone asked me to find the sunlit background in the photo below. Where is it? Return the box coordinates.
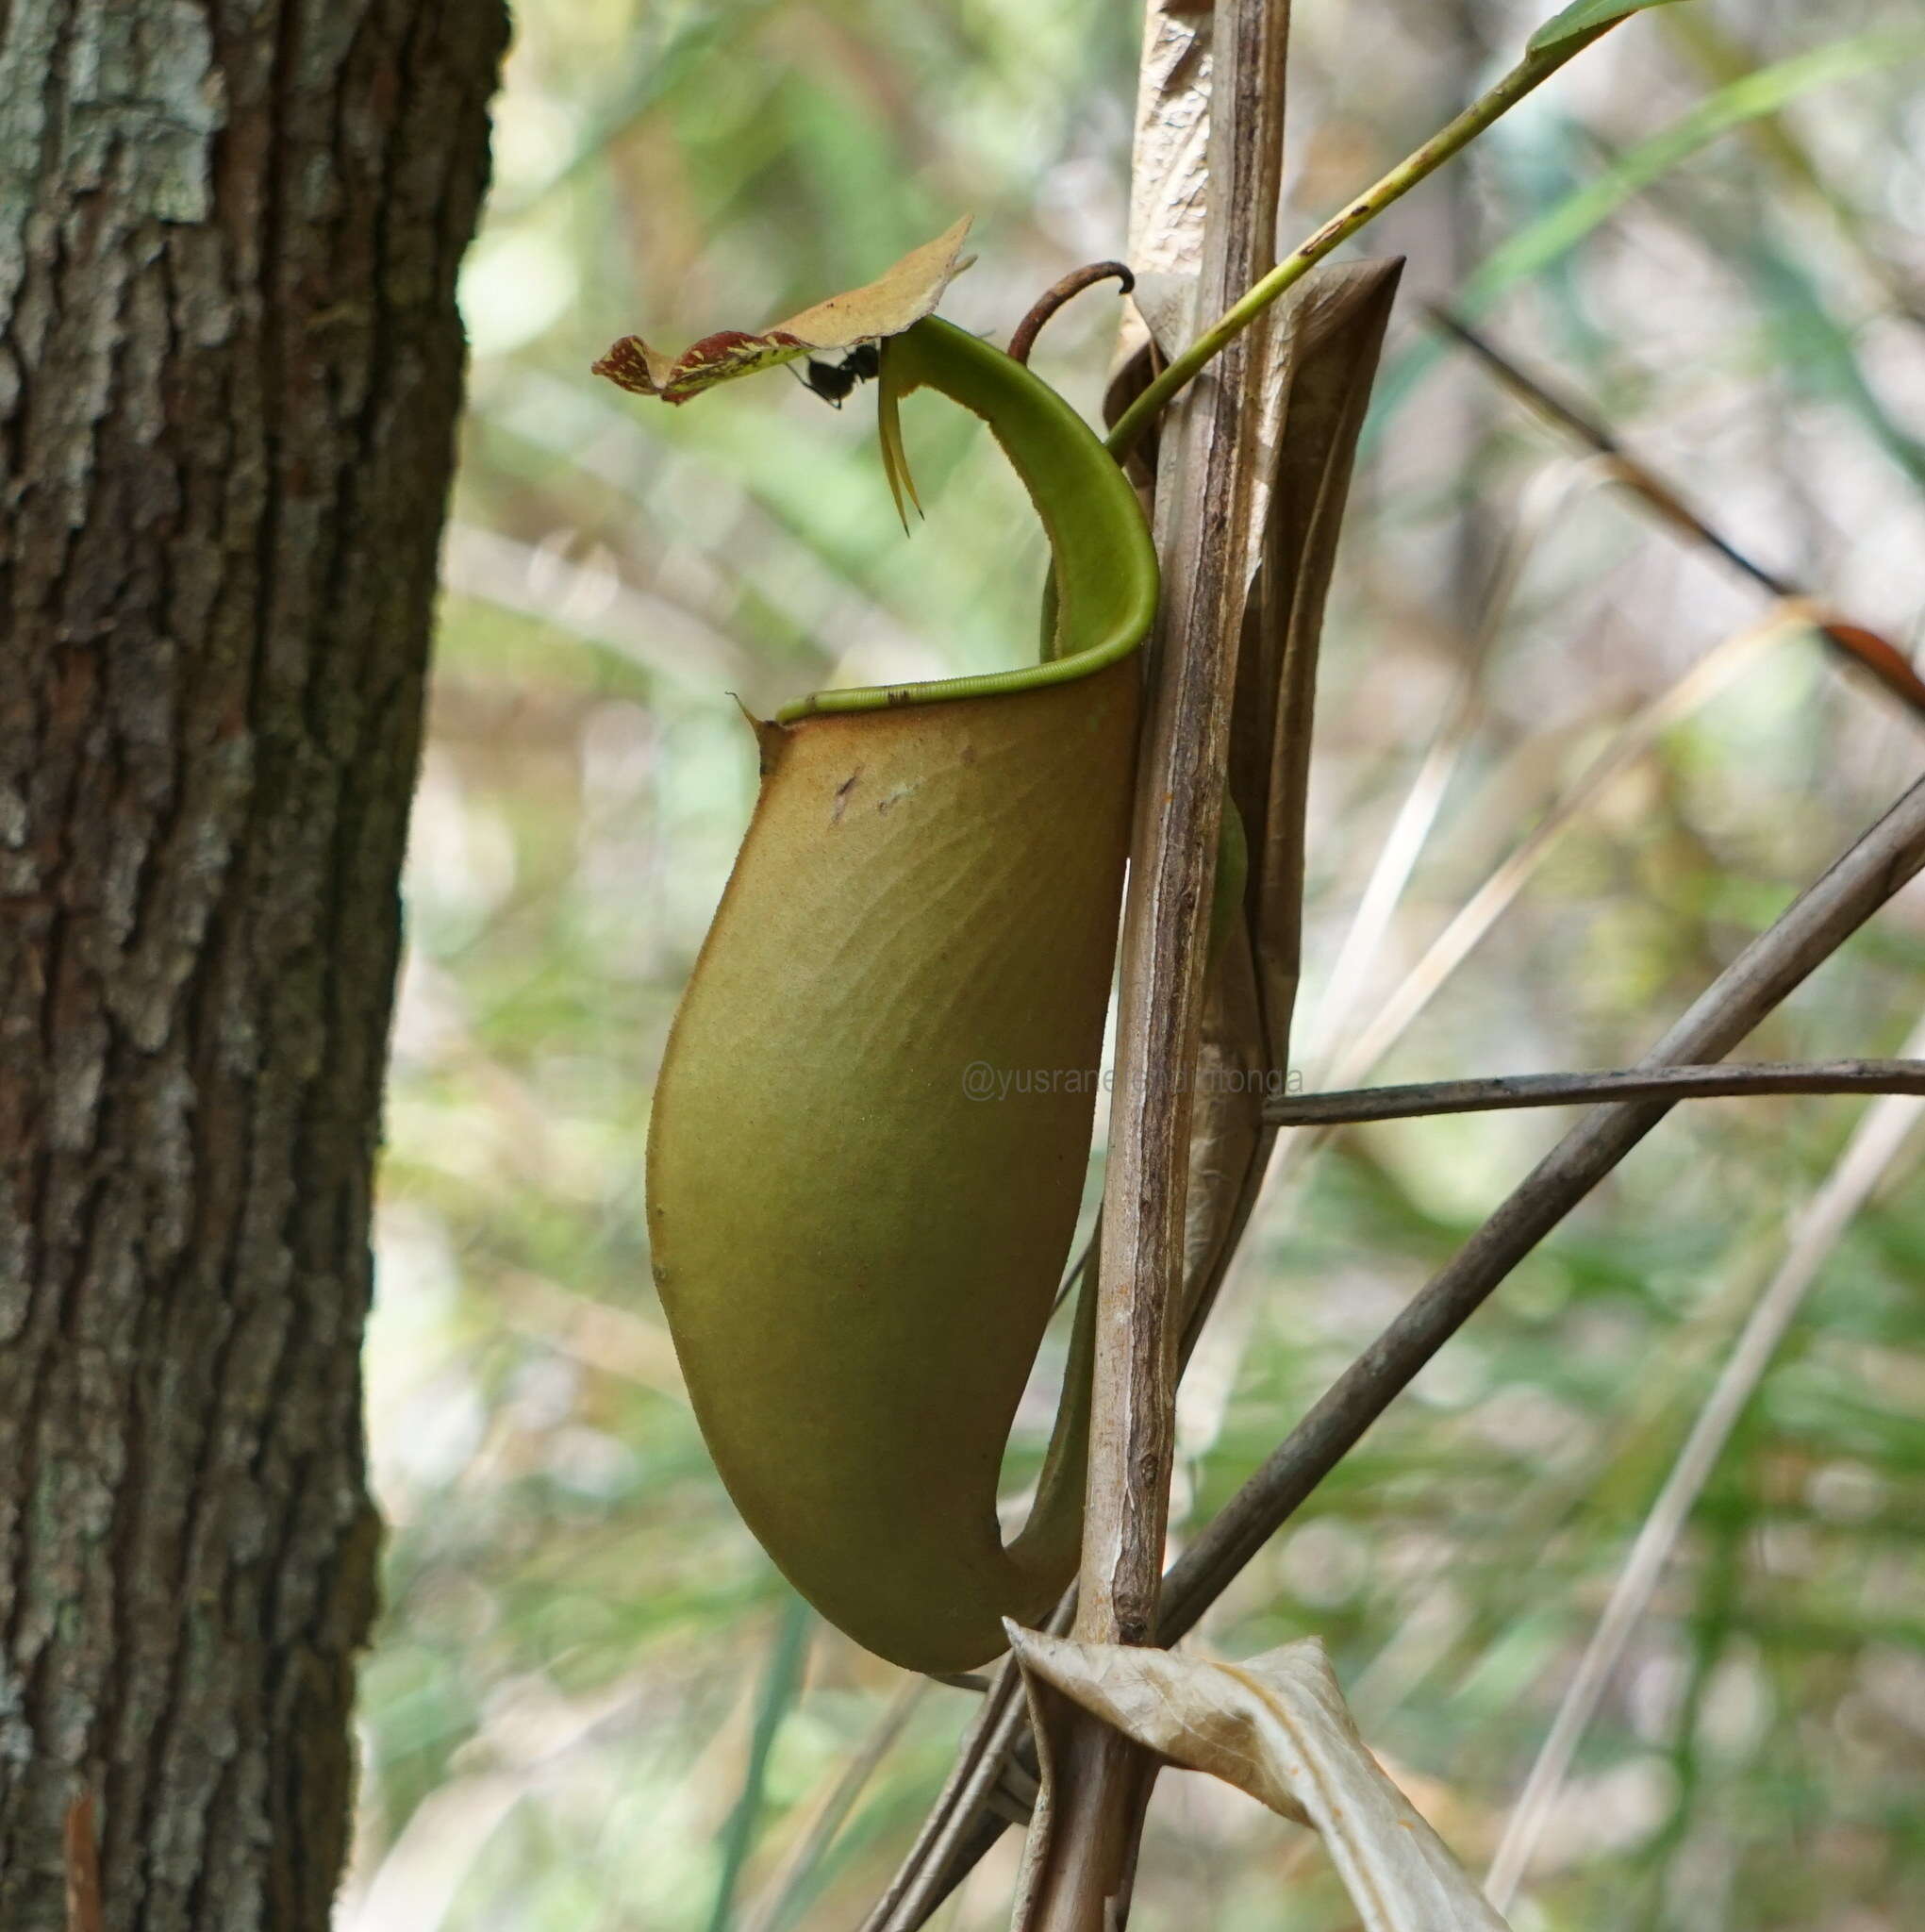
[340,2,1925,1926]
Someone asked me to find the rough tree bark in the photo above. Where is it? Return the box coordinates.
[0,5,506,1926]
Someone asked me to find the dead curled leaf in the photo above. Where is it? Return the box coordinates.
[1005,1625,1512,1932]
[592,216,973,404]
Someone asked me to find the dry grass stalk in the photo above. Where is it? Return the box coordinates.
[1267,1058,1925,1124]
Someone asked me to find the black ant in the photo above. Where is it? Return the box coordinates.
[789,341,882,408]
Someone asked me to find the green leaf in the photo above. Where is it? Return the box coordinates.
[1529,0,1687,57]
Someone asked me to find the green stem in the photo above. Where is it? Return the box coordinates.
[1105,25,1613,462]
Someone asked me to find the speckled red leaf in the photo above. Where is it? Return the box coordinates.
[592,216,973,405]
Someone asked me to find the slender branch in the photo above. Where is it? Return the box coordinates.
[1427,306,1925,719]
[1105,23,1614,462]
[1007,262,1136,368]
[1157,770,1925,1642]
[864,1592,1073,1932]
[1264,1058,1925,1125]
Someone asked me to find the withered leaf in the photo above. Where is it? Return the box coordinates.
[1007,1627,1511,1932]
[592,216,973,405]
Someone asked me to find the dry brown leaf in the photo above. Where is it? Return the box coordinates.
[1123,9,1211,285]
[1006,1627,1510,1932]
[1170,259,1404,1355]
[591,216,973,404]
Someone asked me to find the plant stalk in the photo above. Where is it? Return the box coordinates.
[1266,1058,1925,1125]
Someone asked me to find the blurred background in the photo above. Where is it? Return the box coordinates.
[338,2,1925,1926]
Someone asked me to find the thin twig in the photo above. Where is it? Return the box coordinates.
[1106,21,1618,461]
[1007,263,1137,368]
[1157,769,1925,1643]
[862,1590,1073,1932]
[1427,306,1925,719]
[1081,0,1283,1647]
[1264,1058,1925,1126]
[1485,1006,1925,1909]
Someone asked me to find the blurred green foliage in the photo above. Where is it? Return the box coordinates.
[346,2,1925,1926]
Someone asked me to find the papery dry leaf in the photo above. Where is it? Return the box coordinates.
[1140,260,1402,1353]
[1124,9,1211,284]
[1126,269,1198,355]
[1006,1627,1511,1932]
[592,216,973,404]
[1235,258,1402,1054]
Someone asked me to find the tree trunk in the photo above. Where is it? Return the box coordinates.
[0,5,505,1925]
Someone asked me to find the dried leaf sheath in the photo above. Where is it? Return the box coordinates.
[1007,1629,1511,1931]
[647,320,1158,1674]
